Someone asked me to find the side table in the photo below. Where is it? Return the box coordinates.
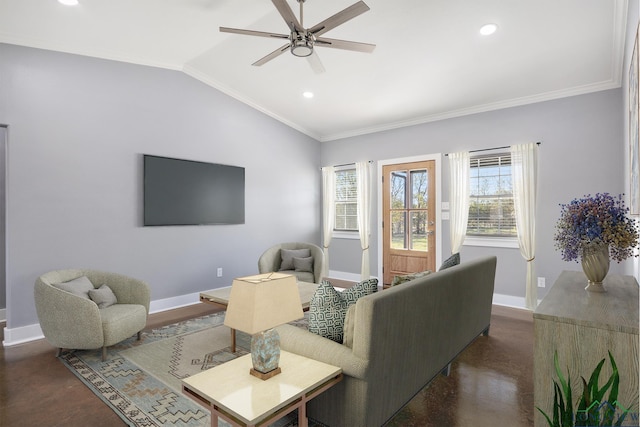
[182,350,342,427]
[533,271,639,426]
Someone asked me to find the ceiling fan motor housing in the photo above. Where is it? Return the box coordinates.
[291,32,313,57]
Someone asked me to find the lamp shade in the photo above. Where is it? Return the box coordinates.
[224,273,303,334]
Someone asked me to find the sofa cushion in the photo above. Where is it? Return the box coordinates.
[89,284,118,309]
[52,276,95,299]
[279,249,311,271]
[293,256,314,273]
[309,278,378,343]
[390,270,432,286]
[439,252,460,271]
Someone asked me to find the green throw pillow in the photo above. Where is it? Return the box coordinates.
[89,284,118,309]
[390,270,432,286]
[439,252,460,271]
[308,278,378,343]
[52,276,95,300]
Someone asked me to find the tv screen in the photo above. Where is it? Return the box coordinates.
[143,155,245,226]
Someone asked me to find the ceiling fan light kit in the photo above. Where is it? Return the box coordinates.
[220,0,375,73]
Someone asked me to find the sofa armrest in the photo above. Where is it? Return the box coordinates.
[277,324,369,379]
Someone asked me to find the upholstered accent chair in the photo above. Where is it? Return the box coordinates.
[34,269,151,361]
[258,242,325,283]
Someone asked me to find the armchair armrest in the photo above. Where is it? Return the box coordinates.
[276,324,369,379]
[85,270,151,313]
[34,280,104,349]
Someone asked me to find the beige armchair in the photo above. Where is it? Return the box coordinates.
[258,242,325,283]
[34,269,151,361]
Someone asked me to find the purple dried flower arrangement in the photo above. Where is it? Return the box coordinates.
[553,193,639,263]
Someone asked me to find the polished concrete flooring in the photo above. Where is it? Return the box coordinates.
[0,304,534,427]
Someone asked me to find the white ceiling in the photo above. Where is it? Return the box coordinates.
[0,0,628,141]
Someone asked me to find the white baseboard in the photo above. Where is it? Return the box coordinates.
[2,292,204,347]
[2,286,533,347]
[148,292,200,314]
[3,322,44,347]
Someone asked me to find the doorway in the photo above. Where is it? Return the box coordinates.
[380,157,440,286]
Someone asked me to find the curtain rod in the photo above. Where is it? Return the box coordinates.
[321,160,374,169]
[444,141,541,157]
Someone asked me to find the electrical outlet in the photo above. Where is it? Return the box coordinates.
[217,267,223,277]
[537,277,545,288]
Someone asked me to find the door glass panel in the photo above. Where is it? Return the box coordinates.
[391,171,407,209]
[391,211,406,249]
[410,212,428,251]
[411,170,428,209]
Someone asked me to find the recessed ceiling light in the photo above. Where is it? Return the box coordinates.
[480,23,498,36]
[58,0,79,5]
[303,91,314,99]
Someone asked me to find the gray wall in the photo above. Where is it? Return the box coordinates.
[0,44,321,329]
[322,88,625,302]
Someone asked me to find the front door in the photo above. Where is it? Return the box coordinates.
[382,160,436,285]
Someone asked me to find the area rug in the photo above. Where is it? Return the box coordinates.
[59,311,310,427]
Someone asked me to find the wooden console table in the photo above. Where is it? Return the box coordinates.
[533,271,639,426]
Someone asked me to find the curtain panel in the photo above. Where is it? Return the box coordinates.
[321,166,335,280]
[356,161,372,279]
[448,151,470,254]
[510,143,539,310]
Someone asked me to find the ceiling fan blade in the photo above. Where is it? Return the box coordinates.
[220,27,289,40]
[307,51,325,74]
[252,43,291,66]
[308,1,370,37]
[271,0,303,33]
[315,37,375,53]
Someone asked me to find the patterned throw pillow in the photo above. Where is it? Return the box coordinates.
[390,270,432,286]
[439,252,460,271]
[308,278,378,343]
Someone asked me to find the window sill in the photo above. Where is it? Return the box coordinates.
[332,230,360,240]
[464,236,519,249]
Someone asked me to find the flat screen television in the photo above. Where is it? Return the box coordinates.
[143,154,245,226]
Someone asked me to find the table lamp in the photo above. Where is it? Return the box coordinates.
[224,272,303,380]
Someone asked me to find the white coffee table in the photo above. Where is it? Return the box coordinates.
[182,350,342,427]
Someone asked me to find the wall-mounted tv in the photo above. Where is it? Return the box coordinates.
[143,154,245,226]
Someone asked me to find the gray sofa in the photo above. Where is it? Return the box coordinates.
[277,255,497,427]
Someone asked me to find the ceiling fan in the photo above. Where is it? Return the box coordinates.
[220,0,375,73]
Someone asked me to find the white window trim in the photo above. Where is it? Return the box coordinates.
[464,235,519,248]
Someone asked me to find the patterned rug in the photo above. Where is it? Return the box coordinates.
[59,311,310,427]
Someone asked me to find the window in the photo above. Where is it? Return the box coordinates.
[467,153,516,238]
[334,168,358,231]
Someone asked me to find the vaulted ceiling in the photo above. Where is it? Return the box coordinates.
[0,0,628,141]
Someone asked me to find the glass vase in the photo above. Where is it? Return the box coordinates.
[581,244,610,292]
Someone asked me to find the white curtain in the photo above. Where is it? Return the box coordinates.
[356,161,371,280]
[448,151,470,254]
[321,166,335,280]
[510,143,539,310]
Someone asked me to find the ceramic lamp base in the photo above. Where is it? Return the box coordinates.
[250,328,281,380]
